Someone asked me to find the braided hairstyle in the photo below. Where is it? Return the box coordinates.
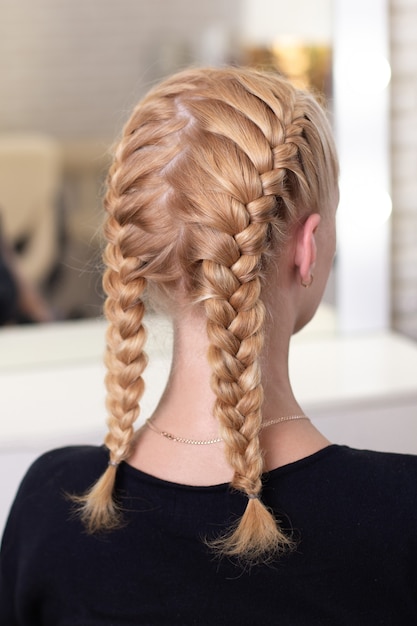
[77,66,339,562]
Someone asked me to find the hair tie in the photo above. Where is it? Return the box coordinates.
[247,493,260,500]
[108,459,120,468]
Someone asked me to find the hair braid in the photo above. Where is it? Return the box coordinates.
[74,138,160,532]
[199,190,293,561]
[172,74,319,560]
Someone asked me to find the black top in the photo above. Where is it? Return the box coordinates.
[1,444,417,625]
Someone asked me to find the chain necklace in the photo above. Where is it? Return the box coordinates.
[145,414,309,446]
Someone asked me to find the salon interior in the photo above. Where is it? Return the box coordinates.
[0,0,417,533]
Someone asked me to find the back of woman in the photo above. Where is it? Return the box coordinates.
[1,66,416,625]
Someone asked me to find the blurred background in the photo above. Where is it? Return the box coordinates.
[1,0,413,339]
[1,0,417,535]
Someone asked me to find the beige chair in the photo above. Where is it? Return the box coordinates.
[0,134,61,286]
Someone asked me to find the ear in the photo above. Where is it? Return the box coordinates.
[294,213,321,284]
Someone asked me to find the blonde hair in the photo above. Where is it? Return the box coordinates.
[77,66,339,563]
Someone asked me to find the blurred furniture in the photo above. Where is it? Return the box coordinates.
[0,133,61,286]
[60,139,109,243]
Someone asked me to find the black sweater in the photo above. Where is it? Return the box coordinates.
[1,444,417,625]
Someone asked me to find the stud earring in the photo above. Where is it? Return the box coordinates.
[301,274,314,288]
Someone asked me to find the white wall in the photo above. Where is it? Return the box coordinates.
[0,0,240,139]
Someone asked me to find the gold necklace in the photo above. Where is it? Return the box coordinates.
[145,415,309,446]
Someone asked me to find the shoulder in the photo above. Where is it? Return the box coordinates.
[329,445,417,506]
[2,446,108,556]
[339,445,417,475]
[28,444,108,475]
[324,444,417,478]
[272,444,417,509]
[13,445,108,506]
[277,444,417,482]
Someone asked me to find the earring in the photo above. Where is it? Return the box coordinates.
[301,274,314,288]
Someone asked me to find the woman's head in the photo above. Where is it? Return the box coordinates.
[104,66,338,310]
[79,66,339,563]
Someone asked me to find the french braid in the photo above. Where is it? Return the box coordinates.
[75,96,188,530]
[77,67,338,561]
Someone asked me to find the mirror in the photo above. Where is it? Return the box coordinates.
[0,0,390,332]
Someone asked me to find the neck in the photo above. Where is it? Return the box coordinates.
[129,308,330,483]
[152,308,303,433]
